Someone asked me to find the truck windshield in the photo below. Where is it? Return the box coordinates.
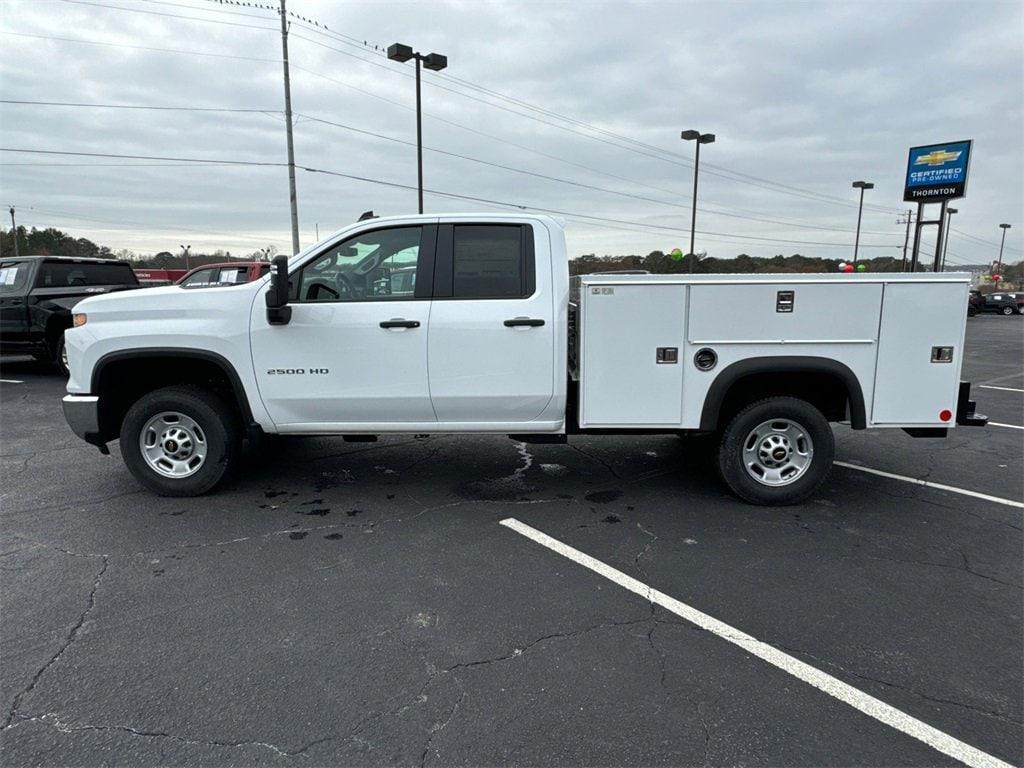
[34,261,139,288]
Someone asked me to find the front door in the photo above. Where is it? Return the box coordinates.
[427,222,555,424]
[250,224,437,430]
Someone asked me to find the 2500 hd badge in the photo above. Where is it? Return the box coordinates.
[266,368,330,375]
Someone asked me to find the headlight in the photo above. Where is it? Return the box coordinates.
[73,313,88,327]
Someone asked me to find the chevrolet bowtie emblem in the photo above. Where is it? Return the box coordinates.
[915,149,961,166]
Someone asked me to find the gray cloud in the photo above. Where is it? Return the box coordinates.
[1,0,1020,266]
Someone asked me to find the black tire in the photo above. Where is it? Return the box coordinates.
[717,396,834,506]
[1001,305,1014,316]
[54,334,69,377]
[120,385,240,496]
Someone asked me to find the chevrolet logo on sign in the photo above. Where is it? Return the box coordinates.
[914,149,962,167]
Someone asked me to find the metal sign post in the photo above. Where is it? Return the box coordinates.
[904,140,972,271]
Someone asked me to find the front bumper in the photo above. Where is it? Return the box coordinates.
[62,394,107,450]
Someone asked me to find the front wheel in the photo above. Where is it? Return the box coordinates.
[717,397,834,506]
[120,385,240,496]
[1001,305,1014,316]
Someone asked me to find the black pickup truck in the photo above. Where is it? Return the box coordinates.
[0,255,141,374]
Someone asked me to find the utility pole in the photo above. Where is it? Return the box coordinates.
[279,0,300,255]
[179,244,191,270]
[898,209,913,271]
[8,205,18,260]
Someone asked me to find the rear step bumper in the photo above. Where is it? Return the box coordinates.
[956,381,988,427]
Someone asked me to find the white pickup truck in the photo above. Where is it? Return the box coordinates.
[62,213,986,505]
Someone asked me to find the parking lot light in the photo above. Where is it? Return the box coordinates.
[680,130,716,272]
[388,42,449,214]
[851,181,874,265]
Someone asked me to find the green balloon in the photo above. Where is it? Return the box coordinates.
[670,248,683,261]
[857,263,867,272]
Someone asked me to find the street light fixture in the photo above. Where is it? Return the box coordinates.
[388,42,448,214]
[680,130,715,272]
[996,223,1012,276]
[851,181,874,265]
[939,207,957,272]
[179,244,191,271]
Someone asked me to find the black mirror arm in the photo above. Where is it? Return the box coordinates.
[266,254,293,326]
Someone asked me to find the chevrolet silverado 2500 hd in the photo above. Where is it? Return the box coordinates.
[61,213,986,505]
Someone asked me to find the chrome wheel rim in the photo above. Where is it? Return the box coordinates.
[742,418,813,487]
[60,343,69,375]
[140,411,208,478]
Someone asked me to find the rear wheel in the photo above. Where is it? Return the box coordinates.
[1001,305,1014,316]
[120,385,240,496]
[717,396,833,506]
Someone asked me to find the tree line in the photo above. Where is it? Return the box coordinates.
[3,225,1020,283]
[0,226,274,267]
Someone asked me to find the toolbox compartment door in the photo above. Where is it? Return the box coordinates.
[580,283,686,426]
[872,282,967,425]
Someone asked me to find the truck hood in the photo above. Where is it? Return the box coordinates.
[74,281,262,317]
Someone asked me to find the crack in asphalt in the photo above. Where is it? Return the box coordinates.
[777,644,1023,726]
[9,713,329,758]
[2,488,146,518]
[419,690,466,768]
[443,615,653,673]
[2,551,108,729]
[861,551,1021,590]
[569,443,623,479]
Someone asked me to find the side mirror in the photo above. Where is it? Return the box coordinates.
[265,254,292,326]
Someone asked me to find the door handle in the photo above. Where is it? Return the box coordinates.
[503,317,545,327]
[380,318,420,329]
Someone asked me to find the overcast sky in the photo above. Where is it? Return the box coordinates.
[1,0,1021,266]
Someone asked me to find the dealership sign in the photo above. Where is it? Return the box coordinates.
[904,140,972,202]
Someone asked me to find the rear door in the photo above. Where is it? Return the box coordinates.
[427,222,555,423]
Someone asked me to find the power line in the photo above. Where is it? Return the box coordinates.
[59,0,279,31]
[0,30,281,63]
[284,16,902,216]
[0,99,279,114]
[53,0,902,217]
[0,99,899,237]
[4,27,902,234]
[1,147,900,249]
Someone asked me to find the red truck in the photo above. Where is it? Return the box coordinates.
[176,262,271,287]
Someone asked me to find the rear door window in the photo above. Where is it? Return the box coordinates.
[0,263,30,293]
[452,225,529,298]
[215,267,249,285]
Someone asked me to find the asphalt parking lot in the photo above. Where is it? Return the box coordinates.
[1,316,1021,767]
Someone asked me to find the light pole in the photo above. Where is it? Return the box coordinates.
[8,207,18,258]
[939,207,957,272]
[680,130,715,272]
[387,43,448,214]
[996,223,1012,277]
[179,244,191,271]
[851,180,874,265]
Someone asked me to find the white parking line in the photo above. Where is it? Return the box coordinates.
[989,422,1024,431]
[0,379,24,384]
[834,461,1023,509]
[500,518,1014,768]
[980,385,1024,393]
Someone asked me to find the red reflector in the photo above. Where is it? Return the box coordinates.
[939,409,952,422]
